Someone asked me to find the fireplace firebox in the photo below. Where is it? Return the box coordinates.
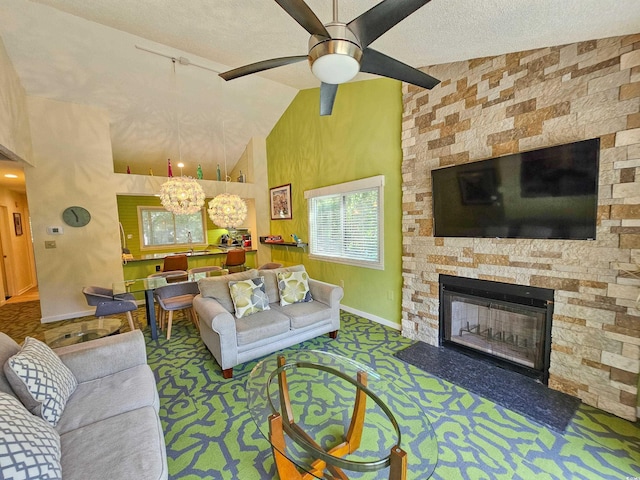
[439,275,554,383]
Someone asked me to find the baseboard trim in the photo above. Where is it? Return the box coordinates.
[340,304,401,331]
[41,309,95,324]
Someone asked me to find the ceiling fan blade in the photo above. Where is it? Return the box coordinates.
[347,0,433,48]
[219,55,308,81]
[274,0,330,37]
[320,82,338,116]
[360,48,440,89]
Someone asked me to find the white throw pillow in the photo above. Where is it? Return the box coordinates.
[4,337,77,426]
[277,271,313,306]
[0,392,62,480]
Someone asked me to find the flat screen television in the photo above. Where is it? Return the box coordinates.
[432,138,600,240]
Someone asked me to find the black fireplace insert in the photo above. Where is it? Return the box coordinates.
[439,274,554,383]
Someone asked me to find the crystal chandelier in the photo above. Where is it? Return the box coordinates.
[160,59,205,216]
[208,193,247,229]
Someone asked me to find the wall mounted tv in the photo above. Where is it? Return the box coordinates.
[432,138,600,240]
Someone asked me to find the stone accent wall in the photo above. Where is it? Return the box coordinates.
[401,34,640,421]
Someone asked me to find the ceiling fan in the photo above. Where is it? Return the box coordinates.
[219,0,440,116]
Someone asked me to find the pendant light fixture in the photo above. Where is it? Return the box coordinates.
[208,122,247,229]
[160,59,205,216]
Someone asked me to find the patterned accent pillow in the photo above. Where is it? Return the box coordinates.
[0,392,62,480]
[229,277,271,319]
[277,271,313,306]
[4,337,77,427]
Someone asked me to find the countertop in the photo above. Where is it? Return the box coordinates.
[127,246,256,262]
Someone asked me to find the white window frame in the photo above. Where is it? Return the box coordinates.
[305,175,384,270]
[137,206,207,250]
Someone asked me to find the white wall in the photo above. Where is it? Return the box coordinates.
[25,97,124,322]
[0,38,32,164]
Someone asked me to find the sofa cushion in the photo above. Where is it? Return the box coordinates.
[229,277,270,319]
[235,308,290,346]
[60,406,167,480]
[277,271,313,306]
[0,392,62,480]
[271,301,333,329]
[198,269,258,312]
[0,332,20,397]
[5,337,77,426]
[54,364,159,435]
[261,265,307,304]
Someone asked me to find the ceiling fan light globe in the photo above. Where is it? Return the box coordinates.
[311,53,360,84]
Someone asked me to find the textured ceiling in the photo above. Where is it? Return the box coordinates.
[0,0,639,182]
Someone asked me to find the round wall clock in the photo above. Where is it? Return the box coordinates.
[62,206,91,227]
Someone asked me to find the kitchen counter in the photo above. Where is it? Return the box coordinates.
[127,246,255,262]
[122,247,257,280]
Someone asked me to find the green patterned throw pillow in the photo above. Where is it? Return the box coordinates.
[229,277,270,319]
[277,271,313,306]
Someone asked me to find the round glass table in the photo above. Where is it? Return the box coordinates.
[44,318,122,348]
[247,350,438,480]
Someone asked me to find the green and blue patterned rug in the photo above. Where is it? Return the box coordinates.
[144,311,640,479]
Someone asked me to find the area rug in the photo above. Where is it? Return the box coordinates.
[395,341,581,432]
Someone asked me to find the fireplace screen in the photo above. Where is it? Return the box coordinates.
[442,291,547,371]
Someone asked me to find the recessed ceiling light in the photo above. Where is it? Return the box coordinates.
[4,174,18,179]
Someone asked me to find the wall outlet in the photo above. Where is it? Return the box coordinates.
[388,290,394,301]
[339,280,344,288]
[44,240,56,249]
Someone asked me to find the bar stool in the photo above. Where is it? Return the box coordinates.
[223,249,246,273]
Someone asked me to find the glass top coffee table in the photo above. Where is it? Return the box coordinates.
[44,318,122,348]
[247,350,438,479]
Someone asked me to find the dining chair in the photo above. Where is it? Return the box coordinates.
[148,270,189,283]
[258,262,283,270]
[163,254,188,272]
[82,286,137,331]
[188,266,223,275]
[153,281,200,340]
[223,249,246,273]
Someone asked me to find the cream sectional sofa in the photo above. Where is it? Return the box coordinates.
[0,330,167,480]
[193,265,344,378]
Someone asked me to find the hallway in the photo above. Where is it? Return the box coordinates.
[5,285,38,304]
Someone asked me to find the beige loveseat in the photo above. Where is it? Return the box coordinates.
[0,330,167,480]
[193,265,344,378]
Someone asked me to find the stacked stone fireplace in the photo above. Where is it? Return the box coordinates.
[400,34,640,421]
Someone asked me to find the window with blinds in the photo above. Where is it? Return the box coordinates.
[305,176,384,270]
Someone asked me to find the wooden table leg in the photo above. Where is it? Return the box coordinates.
[269,413,302,480]
[389,445,407,480]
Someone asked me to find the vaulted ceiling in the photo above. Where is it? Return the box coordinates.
[0,0,638,184]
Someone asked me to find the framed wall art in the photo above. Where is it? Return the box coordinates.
[270,184,292,220]
[13,213,23,236]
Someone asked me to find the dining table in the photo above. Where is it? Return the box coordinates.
[112,269,228,341]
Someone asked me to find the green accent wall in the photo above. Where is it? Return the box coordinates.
[266,78,404,324]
